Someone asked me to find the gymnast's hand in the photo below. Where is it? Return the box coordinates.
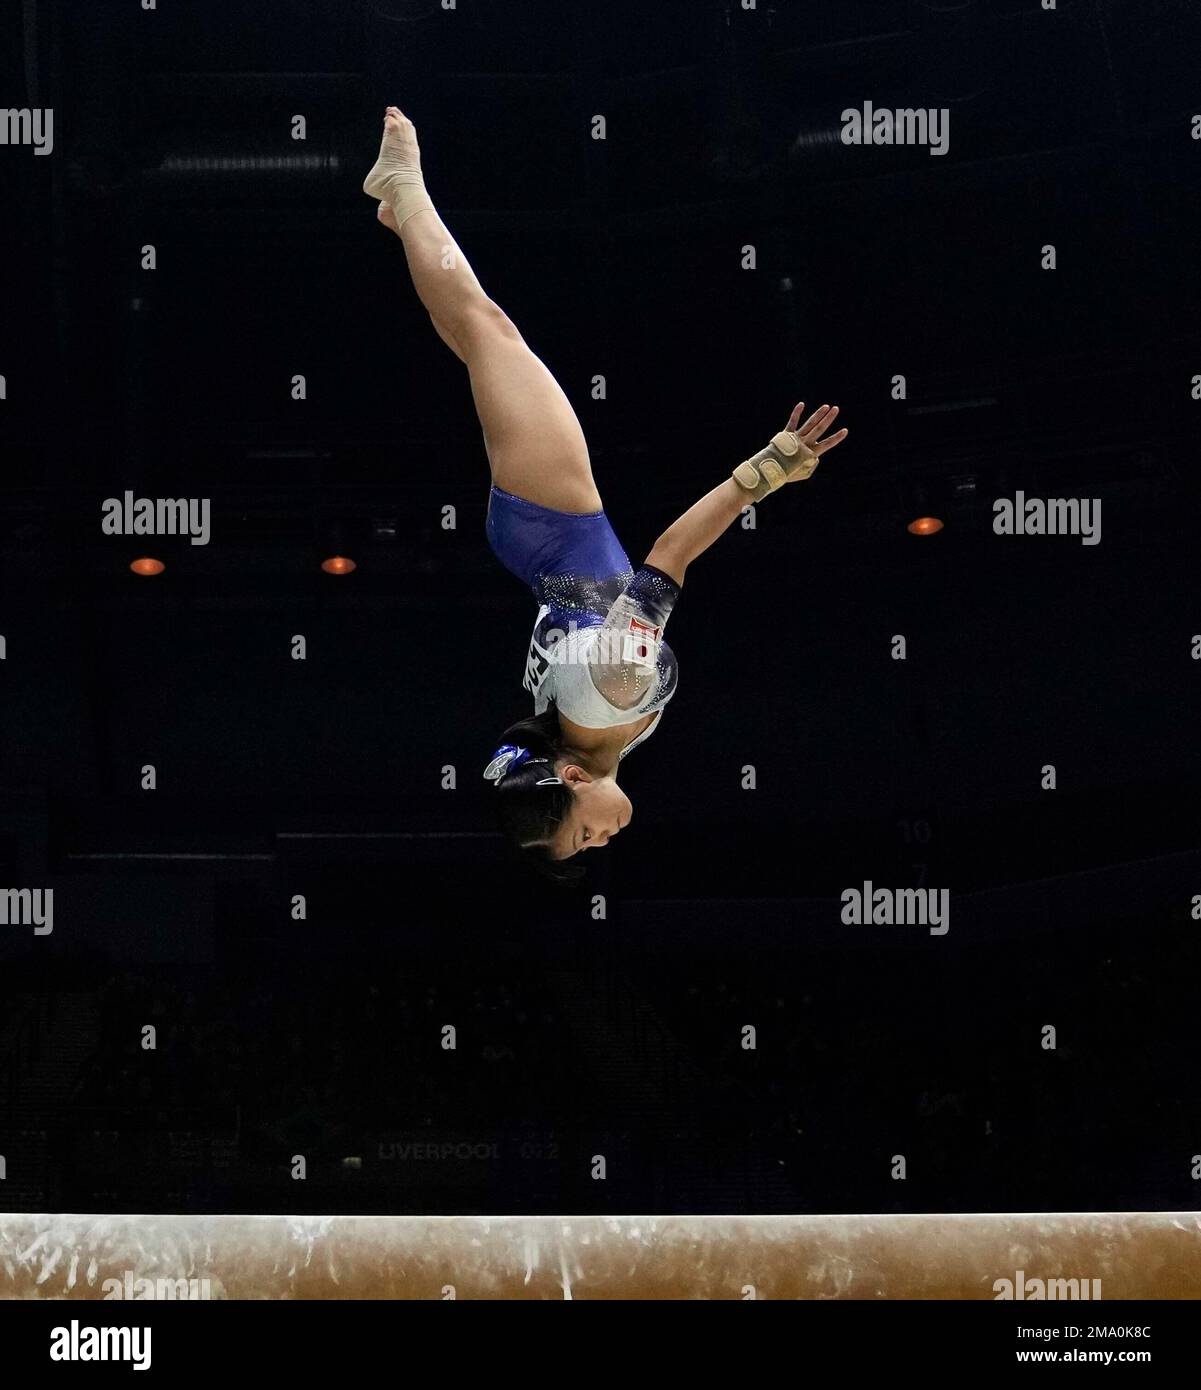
[780,401,849,480]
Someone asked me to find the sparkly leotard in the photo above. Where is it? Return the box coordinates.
[485,486,681,758]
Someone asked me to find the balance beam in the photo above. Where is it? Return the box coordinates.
[2,1212,1198,1299]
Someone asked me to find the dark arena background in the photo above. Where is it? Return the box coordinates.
[2,0,1200,1355]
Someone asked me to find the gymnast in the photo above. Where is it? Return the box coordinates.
[365,107,848,876]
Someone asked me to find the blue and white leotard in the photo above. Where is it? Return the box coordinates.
[485,485,680,759]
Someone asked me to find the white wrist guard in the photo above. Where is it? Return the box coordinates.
[732,431,819,502]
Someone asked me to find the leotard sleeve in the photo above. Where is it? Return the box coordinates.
[584,565,681,712]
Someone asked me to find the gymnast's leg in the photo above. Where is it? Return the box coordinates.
[366,107,602,515]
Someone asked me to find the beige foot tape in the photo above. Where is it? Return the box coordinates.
[362,112,435,228]
[732,431,819,502]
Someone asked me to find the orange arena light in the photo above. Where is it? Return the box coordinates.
[129,557,165,576]
[321,555,357,575]
[906,516,944,536]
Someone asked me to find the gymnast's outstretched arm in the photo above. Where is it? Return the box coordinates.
[583,403,850,712]
[644,402,849,585]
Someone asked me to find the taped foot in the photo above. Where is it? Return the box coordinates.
[363,107,434,227]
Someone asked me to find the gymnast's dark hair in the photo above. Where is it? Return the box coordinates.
[492,705,585,885]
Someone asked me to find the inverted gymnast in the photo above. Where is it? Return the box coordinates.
[365,107,848,877]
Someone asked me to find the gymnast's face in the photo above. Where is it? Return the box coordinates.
[550,766,632,859]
